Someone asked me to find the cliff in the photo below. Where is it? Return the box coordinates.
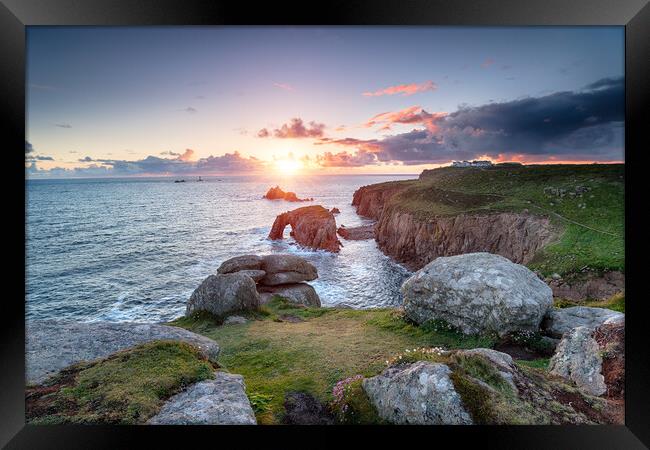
[351,164,625,296]
[375,209,555,270]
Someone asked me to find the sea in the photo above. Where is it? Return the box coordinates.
[26,174,416,323]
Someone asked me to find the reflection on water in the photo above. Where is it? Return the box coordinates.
[26,174,415,323]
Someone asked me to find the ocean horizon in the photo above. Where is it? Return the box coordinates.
[26,174,415,323]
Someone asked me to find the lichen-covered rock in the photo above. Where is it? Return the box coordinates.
[541,306,624,338]
[549,326,607,396]
[148,372,257,425]
[457,348,518,391]
[593,321,625,398]
[259,254,318,285]
[257,283,321,307]
[186,273,259,317]
[217,255,263,274]
[401,253,553,336]
[362,361,473,425]
[25,321,220,385]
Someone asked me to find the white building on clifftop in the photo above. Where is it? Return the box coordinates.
[452,160,494,168]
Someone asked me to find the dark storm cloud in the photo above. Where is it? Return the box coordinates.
[321,77,624,165]
[25,141,34,153]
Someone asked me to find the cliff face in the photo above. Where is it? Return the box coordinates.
[351,183,412,220]
[374,209,556,271]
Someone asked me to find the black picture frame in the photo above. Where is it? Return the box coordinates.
[2,0,648,448]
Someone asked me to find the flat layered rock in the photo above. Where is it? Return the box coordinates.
[257,283,321,307]
[26,321,220,385]
[542,306,624,338]
[217,255,263,274]
[148,372,257,425]
[259,254,318,286]
[337,224,375,240]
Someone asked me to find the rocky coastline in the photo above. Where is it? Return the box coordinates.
[26,165,625,426]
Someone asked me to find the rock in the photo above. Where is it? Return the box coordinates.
[263,185,311,202]
[186,273,260,318]
[549,326,607,396]
[282,392,335,425]
[541,306,624,339]
[236,269,266,282]
[268,205,341,252]
[593,320,625,398]
[362,361,473,425]
[547,271,625,301]
[217,255,263,274]
[257,283,321,307]
[337,224,375,240]
[147,372,257,425]
[25,321,220,385]
[224,315,247,325]
[456,348,517,391]
[259,254,318,285]
[551,273,562,280]
[401,253,553,336]
[330,207,340,214]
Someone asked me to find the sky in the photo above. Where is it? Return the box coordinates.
[25,26,625,177]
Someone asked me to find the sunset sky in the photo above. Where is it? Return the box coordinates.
[26,26,624,177]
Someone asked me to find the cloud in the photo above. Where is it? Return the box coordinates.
[257,118,325,139]
[26,154,54,161]
[28,151,265,178]
[273,82,294,91]
[365,106,447,132]
[481,58,495,68]
[316,150,378,167]
[180,107,197,114]
[363,80,437,97]
[25,141,34,153]
[54,123,72,128]
[322,77,624,165]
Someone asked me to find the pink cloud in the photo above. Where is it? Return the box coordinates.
[258,118,326,139]
[177,149,195,161]
[362,80,437,97]
[273,82,294,91]
[365,106,447,132]
[482,58,495,68]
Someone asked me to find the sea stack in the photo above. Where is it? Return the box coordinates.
[268,205,341,252]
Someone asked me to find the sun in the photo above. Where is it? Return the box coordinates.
[275,159,303,174]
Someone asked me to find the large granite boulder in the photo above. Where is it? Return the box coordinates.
[259,254,318,286]
[362,361,473,425]
[186,273,260,317]
[257,283,321,307]
[549,326,607,396]
[268,205,341,252]
[541,306,624,338]
[148,372,257,425]
[401,252,552,336]
[217,255,263,274]
[25,321,221,385]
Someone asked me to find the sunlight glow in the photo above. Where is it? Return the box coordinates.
[275,159,303,174]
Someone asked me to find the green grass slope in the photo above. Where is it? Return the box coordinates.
[383,164,624,276]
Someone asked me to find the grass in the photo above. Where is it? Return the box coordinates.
[26,341,214,424]
[382,164,624,276]
[554,292,625,313]
[516,358,550,370]
[170,298,498,424]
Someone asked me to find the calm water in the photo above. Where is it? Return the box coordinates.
[26,174,415,323]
